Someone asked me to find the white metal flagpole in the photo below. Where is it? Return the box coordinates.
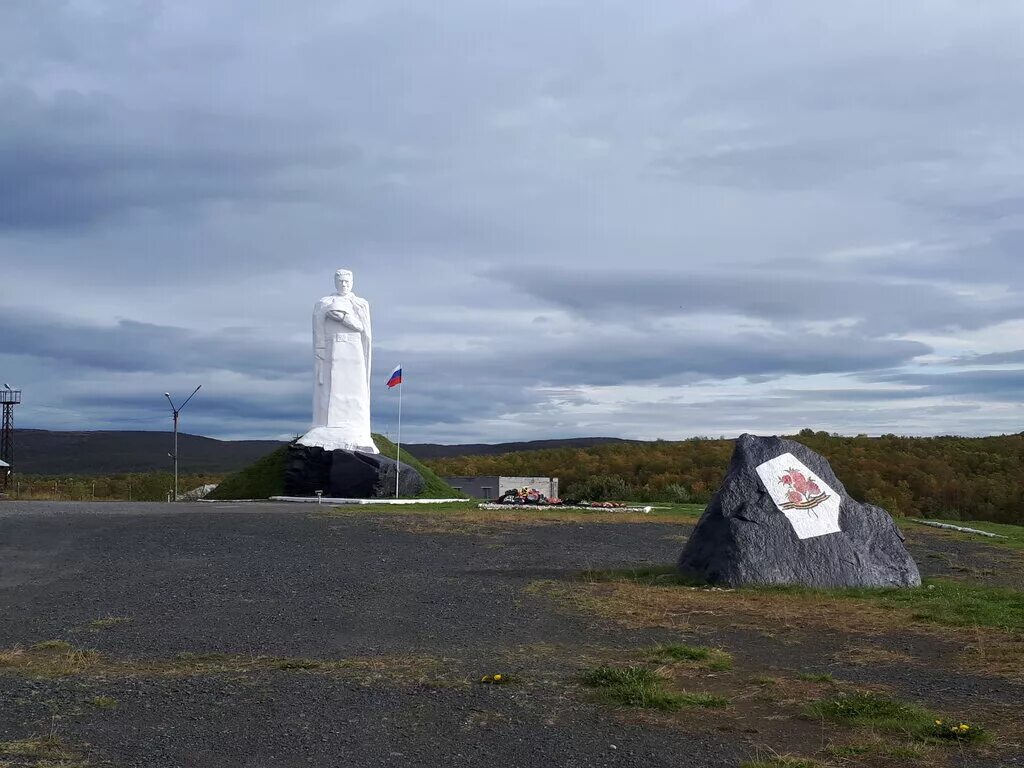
[395,371,402,499]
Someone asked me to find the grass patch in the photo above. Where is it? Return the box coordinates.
[0,734,83,764]
[206,444,289,500]
[88,616,131,630]
[912,519,1024,552]
[90,695,118,709]
[797,672,834,683]
[741,580,1024,634]
[826,741,929,759]
[579,665,727,711]
[322,501,478,515]
[742,758,821,768]
[265,658,324,670]
[807,691,933,732]
[373,435,465,498]
[576,567,1024,634]
[582,565,696,584]
[320,503,701,531]
[807,691,989,744]
[842,580,1024,634]
[0,642,103,677]
[31,640,73,651]
[649,643,733,670]
[649,643,712,661]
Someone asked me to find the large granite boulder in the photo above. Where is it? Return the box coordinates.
[678,434,920,588]
[284,444,425,498]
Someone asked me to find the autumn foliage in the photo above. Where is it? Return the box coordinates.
[426,431,1024,524]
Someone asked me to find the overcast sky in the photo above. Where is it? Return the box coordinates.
[2,1,1023,444]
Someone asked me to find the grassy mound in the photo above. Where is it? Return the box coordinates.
[374,434,463,498]
[206,445,289,500]
[206,434,461,500]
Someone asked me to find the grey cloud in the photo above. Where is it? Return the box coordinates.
[868,369,1024,400]
[69,391,308,427]
[0,308,305,378]
[496,269,1022,335]
[655,139,953,192]
[950,350,1024,366]
[378,328,928,390]
[0,86,356,229]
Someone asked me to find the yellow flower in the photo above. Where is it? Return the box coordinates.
[493,674,502,681]
[959,724,970,731]
[934,720,943,726]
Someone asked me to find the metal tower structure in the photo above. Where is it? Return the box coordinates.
[0,386,21,489]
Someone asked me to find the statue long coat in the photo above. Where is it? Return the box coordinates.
[310,292,373,445]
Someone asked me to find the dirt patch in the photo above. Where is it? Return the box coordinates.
[315,505,701,531]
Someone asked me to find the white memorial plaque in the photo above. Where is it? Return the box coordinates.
[755,452,841,539]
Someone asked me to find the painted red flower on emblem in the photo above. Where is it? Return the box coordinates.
[776,465,828,509]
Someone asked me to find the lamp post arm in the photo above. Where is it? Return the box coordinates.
[179,385,202,412]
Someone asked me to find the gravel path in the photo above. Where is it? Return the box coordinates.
[1,501,1019,768]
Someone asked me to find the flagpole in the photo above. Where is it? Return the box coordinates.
[395,374,402,499]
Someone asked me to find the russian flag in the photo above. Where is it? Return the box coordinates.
[386,364,402,388]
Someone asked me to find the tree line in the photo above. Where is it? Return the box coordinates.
[426,431,1024,524]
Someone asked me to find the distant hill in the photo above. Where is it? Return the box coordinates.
[14,430,286,474]
[10,431,633,474]
[404,437,634,459]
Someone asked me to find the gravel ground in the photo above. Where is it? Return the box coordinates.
[1,501,1020,768]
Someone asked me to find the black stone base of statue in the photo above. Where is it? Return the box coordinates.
[678,434,921,589]
[283,444,426,498]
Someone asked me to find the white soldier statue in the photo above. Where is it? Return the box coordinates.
[297,269,379,454]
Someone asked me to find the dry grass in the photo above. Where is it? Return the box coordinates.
[0,642,104,678]
[0,734,88,767]
[825,735,934,762]
[527,575,1024,685]
[956,631,1024,682]
[0,643,451,686]
[86,616,131,630]
[525,576,1022,761]
[841,645,919,667]
[316,503,700,532]
[527,578,899,636]
[741,755,822,768]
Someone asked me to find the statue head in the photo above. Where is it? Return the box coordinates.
[334,269,353,296]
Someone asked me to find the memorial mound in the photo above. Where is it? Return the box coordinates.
[678,434,921,588]
[208,435,460,500]
[284,444,425,498]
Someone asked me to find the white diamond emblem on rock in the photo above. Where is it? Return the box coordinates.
[755,453,842,540]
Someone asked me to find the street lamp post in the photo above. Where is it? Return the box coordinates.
[164,386,201,501]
